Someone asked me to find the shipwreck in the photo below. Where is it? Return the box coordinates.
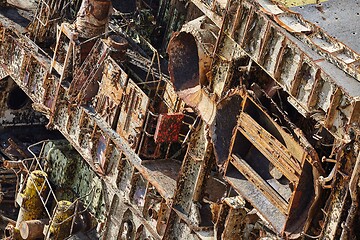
[0,0,359,239]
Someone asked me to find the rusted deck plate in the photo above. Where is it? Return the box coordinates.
[140,160,182,199]
[225,166,286,233]
[0,9,29,33]
[292,0,360,53]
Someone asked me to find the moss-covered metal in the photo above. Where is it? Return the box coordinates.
[43,141,106,221]
[48,200,74,240]
[16,170,48,227]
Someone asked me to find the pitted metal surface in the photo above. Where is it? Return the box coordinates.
[0,0,359,239]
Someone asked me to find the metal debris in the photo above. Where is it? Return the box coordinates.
[0,0,359,239]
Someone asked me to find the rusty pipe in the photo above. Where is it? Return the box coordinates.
[0,214,16,225]
[167,23,217,124]
[75,0,112,38]
[5,223,21,239]
[3,160,24,170]
[19,219,49,240]
[105,34,129,61]
[179,16,217,87]
[340,153,360,239]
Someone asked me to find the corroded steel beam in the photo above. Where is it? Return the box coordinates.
[193,0,360,142]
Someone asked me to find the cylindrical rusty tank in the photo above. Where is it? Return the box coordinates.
[19,219,48,240]
[75,0,113,38]
[106,34,129,61]
[47,200,75,240]
[16,170,48,228]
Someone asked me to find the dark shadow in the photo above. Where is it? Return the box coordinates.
[0,8,30,27]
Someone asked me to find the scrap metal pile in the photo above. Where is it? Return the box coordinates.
[0,0,359,239]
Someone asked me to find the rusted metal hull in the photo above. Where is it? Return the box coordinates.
[0,0,359,239]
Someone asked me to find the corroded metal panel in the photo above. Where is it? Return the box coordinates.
[1,0,360,239]
[154,113,184,143]
[116,79,149,150]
